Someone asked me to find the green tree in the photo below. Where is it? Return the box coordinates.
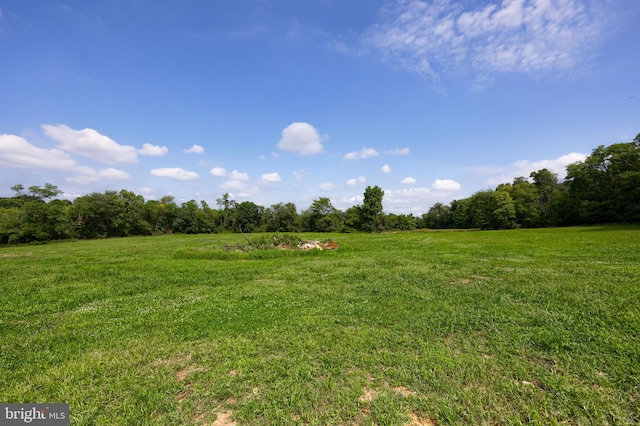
[25,183,63,201]
[467,190,516,230]
[450,198,472,228]
[359,185,384,233]
[216,193,236,230]
[498,178,540,227]
[68,191,122,238]
[342,206,361,232]
[302,198,342,232]
[265,202,299,232]
[530,169,559,225]
[422,202,452,229]
[117,190,151,236]
[0,207,24,243]
[10,184,25,197]
[235,201,263,233]
[565,138,640,223]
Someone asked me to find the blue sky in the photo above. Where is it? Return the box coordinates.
[1,0,639,214]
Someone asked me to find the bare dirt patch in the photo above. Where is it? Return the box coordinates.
[359,388,379,402]
[176,365,209,382]
[392,386,416,397]
[406,412,437,426]
[210,410,236,426]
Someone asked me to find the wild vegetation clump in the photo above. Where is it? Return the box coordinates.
[220,233,339,252]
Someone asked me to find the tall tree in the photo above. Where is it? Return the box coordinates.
[422,202,452,229]
[565,138,640,223]
[359,185,384,232]
[530,169,559,226]
[28,183,63,201]
[302,198,342,232]
[265,202,299,232]
[216,193,236,230]
[235,201,263,233]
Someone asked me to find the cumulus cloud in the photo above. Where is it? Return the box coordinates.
[513,153,587,177]
[230,170,249,180]
[97,168,130,179]
[293,170,307,180]
[138,143,168,156]
[42,124,138,164]
[261,172,282,183]
[0,134,77,170]
[401,177,417,184]
[221,180,247,190]
[319,182,335,190]
[385,184,462,215]
[344,147,379,160]
[381,164,392,173]
[68,167,131,184]
[184,144,204,154]
[210,167,227,176]
[385,147,410,155]
[347,176,366,185]
[0,133,134,186]
[151,167,199,180]
[209,168,249,180]
[432,179,461,191]
[484,152,587,185]
[363,0,608,84]
[277,122,326,155]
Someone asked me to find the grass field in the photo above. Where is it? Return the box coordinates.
[1,226,639,425]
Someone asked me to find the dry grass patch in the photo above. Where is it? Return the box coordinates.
[176,365,209,382]
[406,412,437,426]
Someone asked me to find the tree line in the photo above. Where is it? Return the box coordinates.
[423,135,640,229]
[0,184,390,243]
[1,135,638,244]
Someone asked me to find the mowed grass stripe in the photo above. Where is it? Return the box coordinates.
[1,226,639,425]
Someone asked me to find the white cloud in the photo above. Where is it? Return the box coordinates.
[344,147,379,160]
[381,164,392,173]
[261,172,282,183]
[0,134,77,170]
[432,179,461,191]
[513,153,587,177]
[151,167,199,180]
[98,168,130,179]
[332,195,364,211]
[293,170,307,180]
[364,0,608,84]
[0,8,9,33]
[42,124,138,164]
[139,143,168,156]
[385,186,459,215]
[385,147,410,155]
[210,167,227,177]
[67,167,131,184]
[230,170,249,180]
[277,122,326,155]
[347,176,366,185]
[484,152,587,185]
[319,182,335,190]
[184,144,204,154]
[221,180,247,190]
[401,177,417,184]
[0,133,135,186]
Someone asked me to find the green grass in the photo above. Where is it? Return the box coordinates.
[1,226,639,425]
